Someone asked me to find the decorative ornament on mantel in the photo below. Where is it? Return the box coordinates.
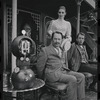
[11,32,36,90]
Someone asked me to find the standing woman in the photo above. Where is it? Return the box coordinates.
[47,6,72,52]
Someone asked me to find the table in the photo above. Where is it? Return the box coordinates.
[3,78,45,100]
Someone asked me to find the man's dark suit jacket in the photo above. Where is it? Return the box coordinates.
[36,45,69,82]
[67,43,88,71]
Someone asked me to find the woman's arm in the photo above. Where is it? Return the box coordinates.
[47,20,54,37]
[65,22,72,41]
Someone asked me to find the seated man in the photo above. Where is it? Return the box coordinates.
[67,32,97,91]
[36,31,85,100]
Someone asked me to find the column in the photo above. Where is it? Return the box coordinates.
[75,0,83,35]
[11,0,17,73]
[3,0,8,72]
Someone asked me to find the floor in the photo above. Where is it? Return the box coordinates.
[40,90,97,100]
[85,90,97,100]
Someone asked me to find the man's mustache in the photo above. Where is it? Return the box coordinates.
[55,42,60,44]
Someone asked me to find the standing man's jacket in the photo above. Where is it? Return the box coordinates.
[67,43,88,71]
[36,45,69,82]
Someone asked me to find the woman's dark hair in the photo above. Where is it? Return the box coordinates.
[59,6,66,12]
[51,31,63,39]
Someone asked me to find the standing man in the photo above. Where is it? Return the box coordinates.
[36,31,85,100]
[67,32,97,91]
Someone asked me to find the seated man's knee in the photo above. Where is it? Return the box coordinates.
[69,76,77,83]
[79,73,85,79]
[78,73,85,82]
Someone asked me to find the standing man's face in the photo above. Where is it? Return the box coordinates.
[52,33,62,48]
[77,34,85,45]
[24,24,31,37]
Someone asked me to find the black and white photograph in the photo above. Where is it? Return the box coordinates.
[2,0,98,100]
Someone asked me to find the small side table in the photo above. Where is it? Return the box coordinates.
[3,78,45,100]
